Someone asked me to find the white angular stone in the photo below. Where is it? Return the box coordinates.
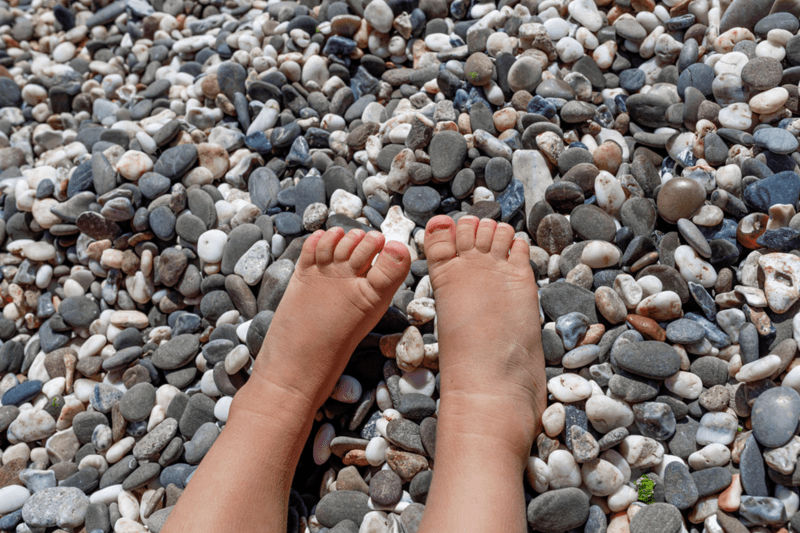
[233,240,271,285]
[542,403,566,437]
[581,458,625,497]
[586,394,634,433]
[688,443,732,470]
[197,230,227,263]
[581,241,621,269]
[674,245,717,288]
[526,456,551,493]
[764,436,800,475]
[618,436,664,468]
[759,253,800,314]
[396,326,424,372]
[664,371,703,399]
[547,373,592,402]
[735,354,782,382]
[548,449,582,489]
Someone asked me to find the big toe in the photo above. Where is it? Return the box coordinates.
[366,240,411,294]
[424,215,457,266]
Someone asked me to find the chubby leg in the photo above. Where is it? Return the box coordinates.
[418,216,546,533]
[163,229,411,533]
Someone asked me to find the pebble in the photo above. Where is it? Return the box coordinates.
[0,0,796,528]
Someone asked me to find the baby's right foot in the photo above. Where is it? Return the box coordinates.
[424,215,546,456]
[416,215,546,533]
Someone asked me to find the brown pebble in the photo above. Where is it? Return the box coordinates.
[536,214,573,254]
[121,250,140,275]
[111,402,126,443]
[630,251,659,272]
[715,268,734,294]
[699,385,730,411]
[336,465,370,494]
[342,449,370,466]
[86,240,112,262]
[736,213,769,249]
[165,483,184,508]
[200,73,220,99]
[626,314,667,341]
[632,0,655,11]
[656,177,706,223]
[123,365,152,389]
[385,447,428,482]
[743,306,774,336]
[44,352,67,379]
[668,0,691,15]
[578,323,605,346]
[511,90,534,111]
[0,458,26,488]
[464,52,493,86]
[614,113,630,134]
[593,140,623,174]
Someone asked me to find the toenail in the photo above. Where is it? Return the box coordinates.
[383,246,406,263]
[428,224,450,234]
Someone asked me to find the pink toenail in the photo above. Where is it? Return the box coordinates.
[428,224,451,234]
[383,245,406,263]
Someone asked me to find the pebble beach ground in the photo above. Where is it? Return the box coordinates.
[2,0,800,530]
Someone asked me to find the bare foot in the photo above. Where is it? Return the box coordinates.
[424,215,546,456]
[248,228,411,411]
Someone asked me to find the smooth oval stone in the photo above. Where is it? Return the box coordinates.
[657,177,706,223]
[754,127,799,155]
[629,502,682,533]
[526,487,590,532]
[151,335,200,370]
[369,470,402,507]
[613,341,681,379]
[690,466,732,498]
[696,412,738,446]
[665,318,705,344]
[663,461,698,509]
[752,386,800,448]
[315,491,371,527]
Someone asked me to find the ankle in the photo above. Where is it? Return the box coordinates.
[436,390,538,461]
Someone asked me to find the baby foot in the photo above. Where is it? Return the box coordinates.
[249,228,411,411]
[424,215,546,453]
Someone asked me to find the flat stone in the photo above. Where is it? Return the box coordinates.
[526,487,590,533]
[315,491,371,527]
[751,386,800,448]
[613,341,681,379]
[629,502,682,533]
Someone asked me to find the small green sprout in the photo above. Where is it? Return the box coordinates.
[469,71,478,80]
[636,475,654,504]
[51,397,59,407]
[738,426,743,432]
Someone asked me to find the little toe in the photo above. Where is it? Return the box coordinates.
[333,229,367,263]
[349,231,386,274]
[474,218,498,253]
[315,227,346,266]
[509,238,532,267]
[455,215,480,253]
[424,215,457,266]
[366,240,411,294]
[298,230,325,269]
[490,223,516,260]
